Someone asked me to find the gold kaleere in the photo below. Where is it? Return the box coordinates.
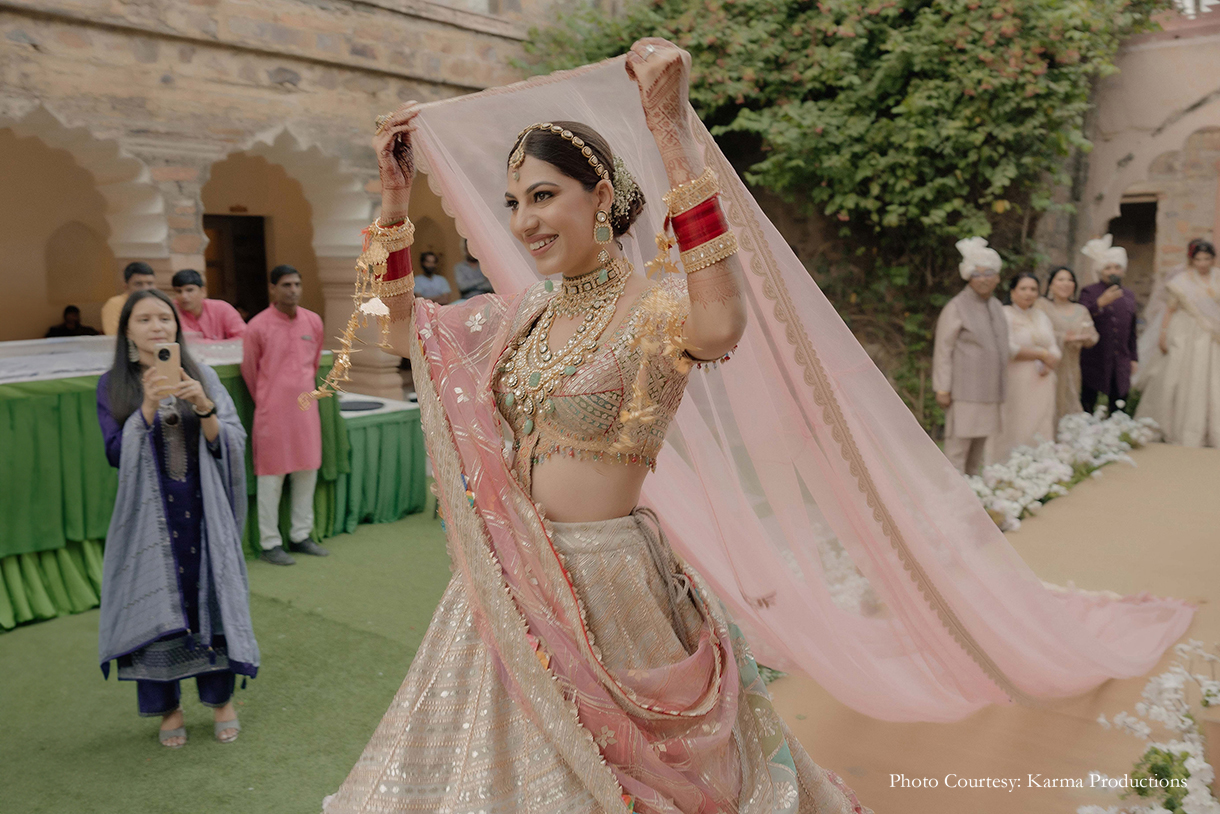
[300,217,415,408]
[645,228,679,279]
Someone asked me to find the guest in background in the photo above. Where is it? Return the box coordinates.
[1036,266,1098,424]
[452,240,494,301]
[172,269,246,340]
[1079,234,1138,415]
[45,305,99,337]
[413,251,452,304]
[241,265,328,566]
[990,272,1060,462]
[101,262,158,335]
[1136,237,1209,392]
[1137,240,1220,447]
[933,237,1010,475]
[96,289,256,748]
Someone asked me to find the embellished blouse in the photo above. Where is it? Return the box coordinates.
[492,276,701,489]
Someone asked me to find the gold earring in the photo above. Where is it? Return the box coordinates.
[594,210,612,245]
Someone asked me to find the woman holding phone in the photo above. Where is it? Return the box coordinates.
[95,289,258,748]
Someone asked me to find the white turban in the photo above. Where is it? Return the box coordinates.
[956,236,1002,280]
[1080,234,1128,271]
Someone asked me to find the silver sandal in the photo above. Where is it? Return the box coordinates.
[214,717,240,743]
[159,726,187,748]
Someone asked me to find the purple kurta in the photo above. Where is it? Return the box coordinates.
[1078,282,1138,395]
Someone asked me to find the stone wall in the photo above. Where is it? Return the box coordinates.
[0,0,565,393]
[1035,13,1220,291]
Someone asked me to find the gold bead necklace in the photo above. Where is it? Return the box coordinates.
[500,257,632,435]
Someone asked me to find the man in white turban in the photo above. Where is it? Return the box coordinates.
[1078,234,1138,414]
[933,237,1010,474]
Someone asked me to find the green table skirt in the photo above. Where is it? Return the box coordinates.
[335,409,428,533]
[0,358,439,631]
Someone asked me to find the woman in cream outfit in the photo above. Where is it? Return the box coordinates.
[1137,240,1220,447]
[991,272,1061,462]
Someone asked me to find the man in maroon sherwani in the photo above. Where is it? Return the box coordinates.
[1078,239,1139,415]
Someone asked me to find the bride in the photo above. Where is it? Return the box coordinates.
[321,38,1191,814]
[322,39,869,814]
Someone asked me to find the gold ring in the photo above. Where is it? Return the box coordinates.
[374,114,392,134]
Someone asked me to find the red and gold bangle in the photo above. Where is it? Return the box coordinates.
[381,246,413,291]
[671,195,738,273]
[367,216,415,253]
[645,169,739,277]
[662,166,719,217]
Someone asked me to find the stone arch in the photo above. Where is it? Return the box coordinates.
[1107,126,1220,290]
[215,127,373,260]
[0,106,166,259]
[46,221,114,304]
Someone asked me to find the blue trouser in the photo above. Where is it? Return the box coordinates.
[137,670,235,717]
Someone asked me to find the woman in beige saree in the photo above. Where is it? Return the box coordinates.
[1137,240,1220,447]
[1036,266,1099,424]
[990,273,1061,462]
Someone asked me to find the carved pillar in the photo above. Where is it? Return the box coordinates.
[120,144,219,289]
[317,255,403,399]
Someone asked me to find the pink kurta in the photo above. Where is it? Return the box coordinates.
[180,298,247,340]
[241,306,324,476]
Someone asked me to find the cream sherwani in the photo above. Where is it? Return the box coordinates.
[934,287,1009,474]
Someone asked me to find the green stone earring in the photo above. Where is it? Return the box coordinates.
[594,210,612,245]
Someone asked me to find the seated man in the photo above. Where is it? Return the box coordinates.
[452,241,494,300]
[413,252,452,304]
[172,269,246,340]
[46,305,100,337]
[101,262,157,335]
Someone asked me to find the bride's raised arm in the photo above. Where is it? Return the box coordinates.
[372,103,423,358]
[626,39,747,361]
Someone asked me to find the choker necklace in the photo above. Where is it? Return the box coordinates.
[553,256,631,318]
[499,258,632,434]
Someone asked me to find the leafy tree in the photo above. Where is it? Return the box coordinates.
[524,0,1168,430]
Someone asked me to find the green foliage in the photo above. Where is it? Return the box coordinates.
[525,0,1168,430]
[1127,746,1191,811]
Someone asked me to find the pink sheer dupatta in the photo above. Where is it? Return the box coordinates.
[409,57,1193,725]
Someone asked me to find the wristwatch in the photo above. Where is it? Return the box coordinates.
[193,402,217,419]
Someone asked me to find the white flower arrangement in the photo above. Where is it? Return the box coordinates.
[965,408,1162,531]
[1079,640,1220,814]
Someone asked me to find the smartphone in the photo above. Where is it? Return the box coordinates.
[1107,274,1123,288]
[154,342,181,397]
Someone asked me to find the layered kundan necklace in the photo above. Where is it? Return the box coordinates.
[500,254,631,434]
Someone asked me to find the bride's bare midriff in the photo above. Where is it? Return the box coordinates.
[527,456,650,522]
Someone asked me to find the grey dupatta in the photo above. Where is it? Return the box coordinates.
[98,365,259,677]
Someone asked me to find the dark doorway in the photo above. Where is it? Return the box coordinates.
[204,214,269,318]
[1107,199,1157,313]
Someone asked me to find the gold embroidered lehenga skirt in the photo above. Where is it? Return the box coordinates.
[324,510,865,813]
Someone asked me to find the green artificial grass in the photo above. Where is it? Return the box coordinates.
[0,507,451,814]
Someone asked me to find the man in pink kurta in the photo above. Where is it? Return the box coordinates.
[173,269,247,340]
[241,265,328,565]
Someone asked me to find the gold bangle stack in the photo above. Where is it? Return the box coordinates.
[646,166,739,276]
[368,216,415,253]
[680,231,739,273]
[662,166,719,216]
